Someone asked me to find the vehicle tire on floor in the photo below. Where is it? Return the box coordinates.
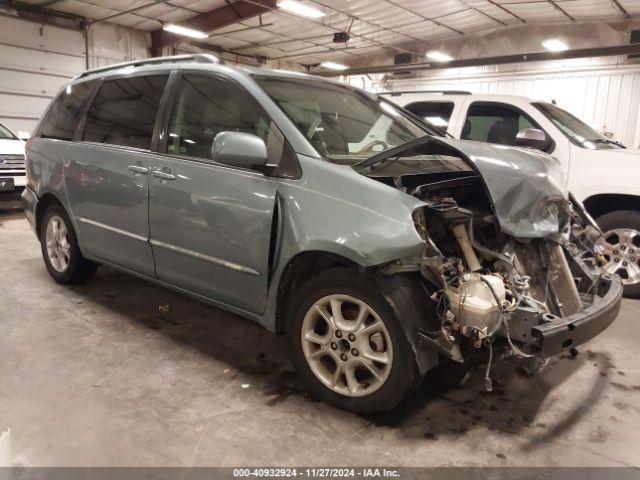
[287,267,421,413]
[596,210,640,298]
[40,203,98,284]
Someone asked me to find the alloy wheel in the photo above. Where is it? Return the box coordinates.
[45,215,71,273]
[596,228,640,285]
[300,294,393,397]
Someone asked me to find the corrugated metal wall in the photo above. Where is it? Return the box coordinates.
[380,61,640,149]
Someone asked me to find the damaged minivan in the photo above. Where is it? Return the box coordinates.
[23,55,622,413]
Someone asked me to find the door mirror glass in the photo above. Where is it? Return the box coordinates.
[17,131,30,141]
[516,128,551,151]
[211,132,268,170]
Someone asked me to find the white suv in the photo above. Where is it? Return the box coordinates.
[0,122,27,193]
[385,91,640,297]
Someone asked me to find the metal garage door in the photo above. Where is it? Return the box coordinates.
[0,16,85,134]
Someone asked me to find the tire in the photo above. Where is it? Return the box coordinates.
[595,210,640,298]
[286,268,421,413]
[40,203,98,284]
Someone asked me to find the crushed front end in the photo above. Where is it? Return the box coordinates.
[411,191,621,366]
[360,137,622,383]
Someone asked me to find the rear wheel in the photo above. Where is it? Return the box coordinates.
[40,204,97,284]
[287,268,421,413]
[596,210,640,298]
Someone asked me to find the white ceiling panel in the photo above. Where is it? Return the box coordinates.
[360,29,413,44]
[127,19,161,30]
[395,0,469,21]
[171,0,228,12]
[502,2,565,21]
[617,0,640,14]
[17,0,635,67]
[317,0,423,28]
[437,9,502,32]
[463,0,523,23]
[556,0,623,19]
[50,0,119,20]
[203,36,251,49]
[393,22,458,40]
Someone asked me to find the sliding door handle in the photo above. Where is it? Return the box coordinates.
[128,165,149,174]
[153,167,176,180]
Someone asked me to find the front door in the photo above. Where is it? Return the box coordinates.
[65,74,169,277]
[148,73,277,314]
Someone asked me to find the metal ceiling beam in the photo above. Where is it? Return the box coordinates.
[546,0,575,21]
[486,0,527,23]
[88,0,165,25]
[382,0,464,35]
[150,0,276,56]
[314,43,640,77]
[610,0,631,18]
[241,0,422,56]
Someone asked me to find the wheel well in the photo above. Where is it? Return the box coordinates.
[35,193,64,237]
[275,251,359,334]
[583,194,640,219]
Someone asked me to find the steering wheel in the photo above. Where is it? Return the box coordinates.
[355,139,389,154]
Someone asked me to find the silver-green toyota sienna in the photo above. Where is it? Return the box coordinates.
[23,54,621,413]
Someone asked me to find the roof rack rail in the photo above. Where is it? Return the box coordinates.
[380,90,472,96]
[77,54,223,79]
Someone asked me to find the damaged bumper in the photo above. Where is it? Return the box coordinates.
[532,275,622,357]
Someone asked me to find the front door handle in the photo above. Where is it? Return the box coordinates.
[153,167,176,180]
[128,165,149,174]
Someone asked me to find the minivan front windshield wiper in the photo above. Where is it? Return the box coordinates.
[353,135,434,173]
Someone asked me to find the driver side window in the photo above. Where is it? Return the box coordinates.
[167,74,270,160]
[463,102,544,147]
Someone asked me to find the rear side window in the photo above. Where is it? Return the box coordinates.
[83,75,169,150]
[463,103,540,146]
[404,101,454,129]
[166,74,270,160]
[38,81,96,141]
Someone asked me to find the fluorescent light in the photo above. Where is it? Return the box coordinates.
[277,0,326,18]
[163,23,209,39]
[320,61,348,71]
[542,39,568,52]
[426,50,453,62]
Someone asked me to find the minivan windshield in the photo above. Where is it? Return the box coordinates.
[255,76,431,163]
[0,123,18,140]
[533,102,624,150]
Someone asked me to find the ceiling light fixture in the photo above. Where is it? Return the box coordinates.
[277,0,326,18]
[320,61,349,71]
[542,38,568,52]
[163,23,209,39]
[426,50,453,62]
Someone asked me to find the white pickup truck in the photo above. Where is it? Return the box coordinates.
[385,91,640,297]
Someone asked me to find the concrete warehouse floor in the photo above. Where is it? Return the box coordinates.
[1,211,640,467]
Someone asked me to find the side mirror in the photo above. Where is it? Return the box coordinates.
[516,128,551,151]
[17,131,30,141]
[211,131,268,170]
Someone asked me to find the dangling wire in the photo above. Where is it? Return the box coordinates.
[484,341,494,392]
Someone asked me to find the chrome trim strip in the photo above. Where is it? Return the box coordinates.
[77,217,149,243]
[150,239,260,276]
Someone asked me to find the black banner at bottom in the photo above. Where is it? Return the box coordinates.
[0,468,639,480]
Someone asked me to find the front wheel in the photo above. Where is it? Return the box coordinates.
[287,268,421,413]
[596,210,640,298]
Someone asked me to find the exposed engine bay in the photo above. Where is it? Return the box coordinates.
[357,137,622,388]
